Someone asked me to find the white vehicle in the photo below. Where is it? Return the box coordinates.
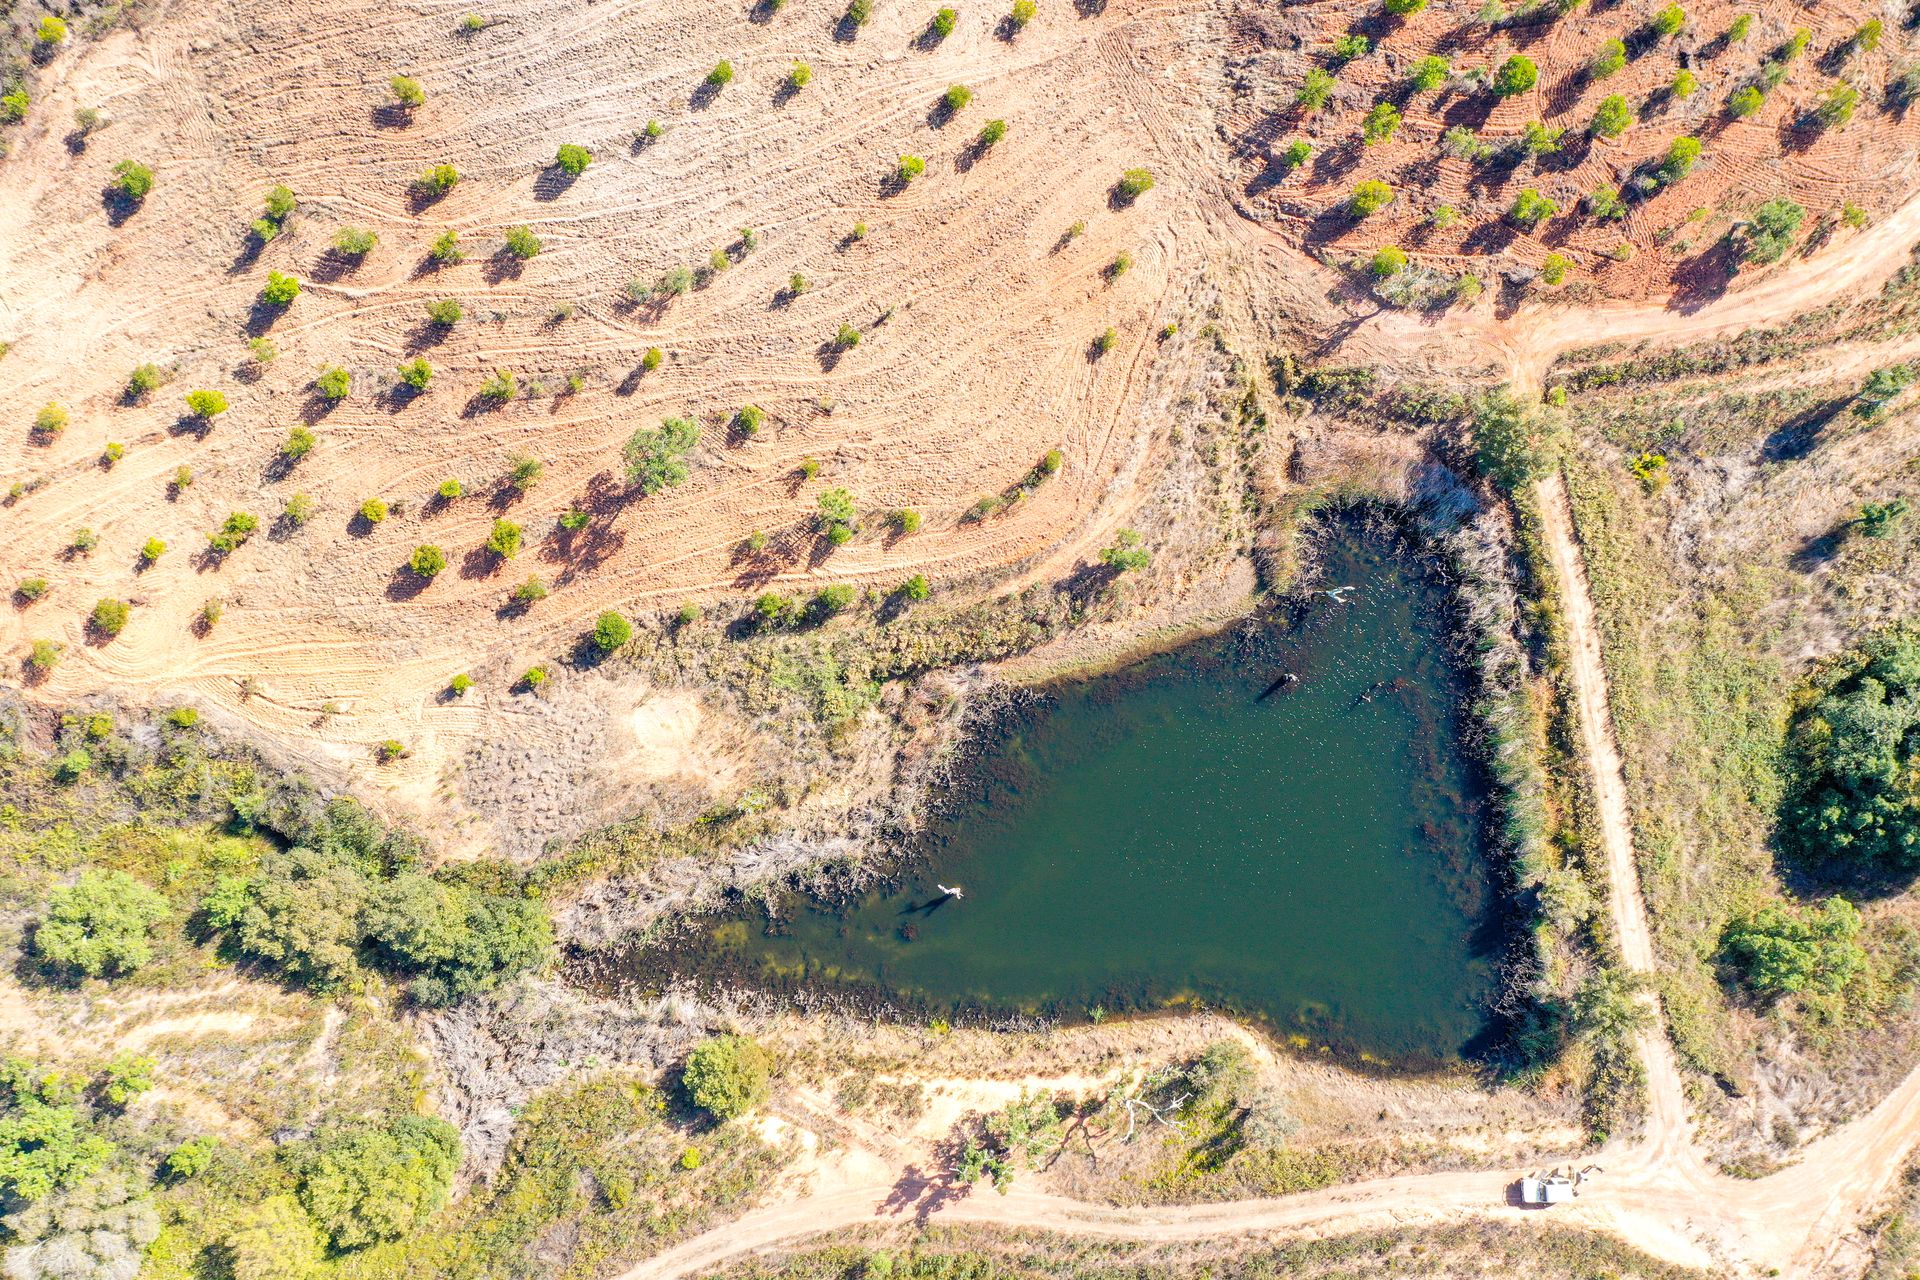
[1518,1173,1575,1206]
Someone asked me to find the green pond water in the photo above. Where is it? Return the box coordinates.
[632,530,1503,1064]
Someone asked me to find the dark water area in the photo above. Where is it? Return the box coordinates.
[620,528,1504,1066]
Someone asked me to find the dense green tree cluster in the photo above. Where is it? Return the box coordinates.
[1782,630,1920,871]
[1722,897,1865,997]
[201,798,550,1002]
[290,1117,459,1248]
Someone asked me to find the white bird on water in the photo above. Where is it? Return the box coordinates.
[1320,585,1356,604]
[937,883,964,899]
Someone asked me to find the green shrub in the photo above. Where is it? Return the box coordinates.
[140,536,165,565]
[449,674,473,695]
[429,230,464,263]
[1492,55,1537,96]
[1660,135,1701,181]
[249,336,279,364]
[360,498,388,524]
[1728,12,1751,39]
[901,573,930,600]
[207,512,259,555]
[623,416,699,492]
[1471,386,1551,491]
[1331,33,1369,62]
[1586,185,1626,219]
[812,584,856,616]
[521,664,551,688]
[1650,4,1684,36]
[552,144,591,177]
[1384,0,1425,13]
[1348,179,1393,215]
[503,225,541,259]
[734,404,764,435]
[682,1035,773,1119]
[1589,39,1625,78]
[1854,18,1883,53]
[264,184,296,219]
[789,61,812,89]
[513,576,547,603]
[1361,102,1400,145]
[943,83,973,111]
[436,478,463,501]
[1723,898,1864,997]
[315,366,351,400]
[283,494,315,525]
[15,578,48,602]
[897,154,926,182]
[1296,68,1336,111]
[932,6,958,36]
[1408,55,1449,91]
[1540,252,1570,285]
[506,453,542,491]
[26,639,62,674]
[110,160,153,199]
[390,74,425,107]
[1815,83,1858,128]
[641,347,664,372]
[1,91,29,124]
[1671,68,1697,98]
[1743,198,1805,264]
[1099,529,1150,571]
[34,403,68,435]
[895,508,923,533]
[1280,139,1311,168]
[1116,167,1155,200]
[1094,326,1118,354]
[479,368,517,402]
[1785,26,1810,58]
[37,15,67,43]
[293,1117,459,1249]
[32,870,167,978]
[426,298,462,326]
[818,487,857,543]
[332,226,377,257]
[184,389,228,419]
[1728,84,1765,117]
[1590,94,1633,137]
[706,60,734,86]
[126,364,162,399]
[1859,498,1909,536]
[409,545,446,577]
[846,0,873,24]
[1521,119,1562,155]
[260,271,301,306]
[1370,245,1407,276]
[487,519,522,558]
[836,322,862,348]
[1011,0,1036,25]
[396,358,432,390]
[586,611,631,651]
[163,1137,217,1182]
[1509,187,1558,226]
[416,163,459,195]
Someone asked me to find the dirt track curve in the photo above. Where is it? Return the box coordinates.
[608,203,1920,1280]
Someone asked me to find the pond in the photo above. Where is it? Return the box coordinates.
[623,527,1504,1065]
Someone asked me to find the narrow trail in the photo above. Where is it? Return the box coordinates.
[605,200,1920,1280]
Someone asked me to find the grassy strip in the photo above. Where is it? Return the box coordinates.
[698,1218,1707,1280]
